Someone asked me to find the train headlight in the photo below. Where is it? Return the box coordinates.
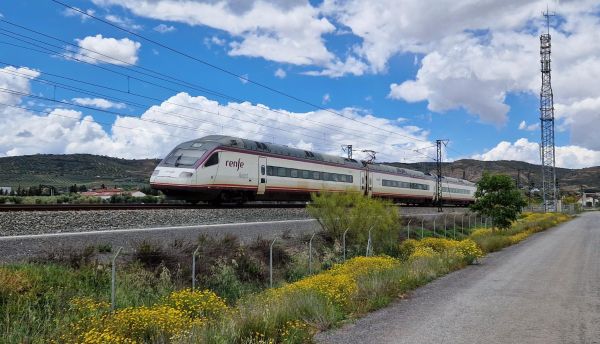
[179,172,193,178]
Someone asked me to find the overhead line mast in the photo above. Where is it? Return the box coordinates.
[435,139,448,212]
[539,8,557,212]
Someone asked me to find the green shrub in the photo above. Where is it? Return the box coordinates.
[308,191,400,256]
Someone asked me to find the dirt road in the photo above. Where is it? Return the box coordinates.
[318,212,600,344]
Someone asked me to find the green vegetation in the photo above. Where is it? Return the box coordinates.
[0,191,572,343]
[0,154,159,189]
[308,191,400,256]
[471,173,527,229]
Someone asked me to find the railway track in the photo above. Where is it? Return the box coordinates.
[0,203,308,212]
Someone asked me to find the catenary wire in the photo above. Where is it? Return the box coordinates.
[47,1,433,145]
[0,19,431,147]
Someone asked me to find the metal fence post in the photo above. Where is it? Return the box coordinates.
[407,219,413,239]
[444,215,447,238]
[484,218,488,228]
[421,217,425,238]
[342,228,349,261]
[461,215,464,235]
[433,216,437,236]
[111,247,123,311]
[469,214,472,229]
[192,245,200,290]
[453,214,457,239]
[309,233,316,275]
[366,227,372,256]
[269,238,277,288]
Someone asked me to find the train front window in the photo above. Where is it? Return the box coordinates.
[204,153,219,167]
[164,149,206,167]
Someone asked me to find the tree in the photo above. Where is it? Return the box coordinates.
[471,173,527,230]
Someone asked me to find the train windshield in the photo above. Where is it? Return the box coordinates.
[163,149,206,167]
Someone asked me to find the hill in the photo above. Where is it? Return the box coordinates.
[0,154,160,190]
[390,159,600,193]
[0,154,598,193]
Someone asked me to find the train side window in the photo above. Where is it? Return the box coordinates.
[267,166,274,176]
[312,171,320,180]
[261,165,266,175]
[348,175,353,183]
[290,169,299,178]
[339,175,346,183]
[322,172,329,181]
[204,153,219,167]
[302,170,310,179]
[331,174,338,182]
[277,167,287,177]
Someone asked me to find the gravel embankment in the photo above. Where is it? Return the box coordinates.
[0,208,311,236]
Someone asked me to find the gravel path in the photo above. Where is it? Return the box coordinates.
[0,208,311,236]
[0,219,321,263]
[317,212,600,344]
[0,207,468,236]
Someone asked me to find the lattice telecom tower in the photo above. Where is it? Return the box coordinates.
[539,9,557,212]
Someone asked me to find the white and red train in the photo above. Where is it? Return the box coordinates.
[150,135,475,205]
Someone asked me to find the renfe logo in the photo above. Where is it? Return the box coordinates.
[225,159,245,171]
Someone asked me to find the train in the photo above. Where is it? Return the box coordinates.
[150,135,476,205]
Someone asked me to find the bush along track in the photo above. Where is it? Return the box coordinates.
[181,212,570,343]
[0,212,570,343]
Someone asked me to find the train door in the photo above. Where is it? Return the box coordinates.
[360,171,366,195]
[257,156,267,195]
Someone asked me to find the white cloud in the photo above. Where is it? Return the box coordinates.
[322,93,331,104]
[204,36,226,49]
[71,97,126,109]
[0,66,40,106]
[274,68,286,79]
[556,96,600,151]
[0,70,434,161]
[73,34,142,65]
[92,0,335,66]
[105,14,143,31]
[382,1,600,126]
[473,138,600,169]
[154,23,175,33]
[518,120,539,131]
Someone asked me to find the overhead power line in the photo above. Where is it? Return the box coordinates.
[48,0,431,145]
[0,21,430,151]
[0,101,194,141]
[0,67,339,145]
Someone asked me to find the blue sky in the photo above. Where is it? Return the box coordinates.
[1,0,599,167]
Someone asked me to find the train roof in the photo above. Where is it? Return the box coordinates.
[187,135,364,168]
[368,163,434,179]
[441,176,476,186]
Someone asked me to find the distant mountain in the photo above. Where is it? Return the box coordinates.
[0,154,159,190]
[389,159,600,193]
[0,154,598,193]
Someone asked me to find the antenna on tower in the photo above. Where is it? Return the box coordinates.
[539,7,558,212]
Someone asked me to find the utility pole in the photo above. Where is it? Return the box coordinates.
[346,145,352,159]
[539,8,557,212]
[435,139,448,212]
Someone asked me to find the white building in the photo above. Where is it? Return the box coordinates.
[0,186,12,194]
[579,194,598,207]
